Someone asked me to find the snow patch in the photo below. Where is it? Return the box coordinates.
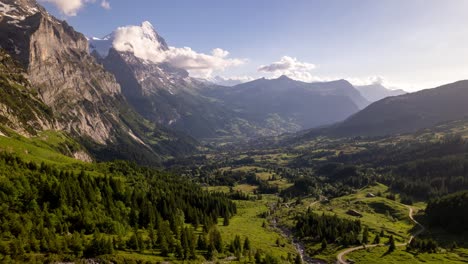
[127,129,148,147]
[0,2,17,14]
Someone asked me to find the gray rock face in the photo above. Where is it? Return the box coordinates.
[0,0,197,164]
[1,0,121,144]
[0,49,54,136]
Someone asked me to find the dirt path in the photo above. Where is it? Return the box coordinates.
[336,205,425,264]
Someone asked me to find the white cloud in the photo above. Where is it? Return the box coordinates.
[112,22,167,62]
[101,0,111,10]
[110,22,246,78]
[40,0,110,16]
[347,76,385,86]
[210,75,255,86]
[165,47,246,78]
[258,56,317,82]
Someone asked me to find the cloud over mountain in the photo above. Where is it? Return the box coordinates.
[258,56,317,82]
[93,21,246,79]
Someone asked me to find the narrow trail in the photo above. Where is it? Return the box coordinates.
[336,205,425,264]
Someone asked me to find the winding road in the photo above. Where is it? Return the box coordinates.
[336,205,425,264]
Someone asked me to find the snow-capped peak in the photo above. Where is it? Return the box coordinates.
[89,21,168,61]
[141,21,154,31]
[0,0,40,21]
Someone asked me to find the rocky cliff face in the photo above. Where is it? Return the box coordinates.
[0,0,197,164]
[0,49,54,136]
[1,0,123,144]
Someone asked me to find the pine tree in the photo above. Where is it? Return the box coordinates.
[255,250,262,264]
[373,234,380,244]
[388,235,396,252]
[294,254,302,264]
[243,237,251,252]
[223,215,230,226]
[175,241,184,259]
[380,229,385,238]
[207,243,216,261]
[209,227,223,253]
[197,234,207,250]
[321,238,327,250]
[362,226,369,244]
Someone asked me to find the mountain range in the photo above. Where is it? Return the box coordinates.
[1,0,467,165]
[202,76,369,134]
[89,22,370,141]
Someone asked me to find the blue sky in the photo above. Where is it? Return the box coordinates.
[40,0,468,91]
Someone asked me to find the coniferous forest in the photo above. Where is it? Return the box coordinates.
[0,153,241,262]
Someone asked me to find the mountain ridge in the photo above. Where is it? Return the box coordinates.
[298,80,468,140]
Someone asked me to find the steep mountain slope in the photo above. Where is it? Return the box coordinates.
[318,80,468,137]
[203,76,368,131]
[356,83,406,102]
[0,0,197,164]
[0,49,54,136]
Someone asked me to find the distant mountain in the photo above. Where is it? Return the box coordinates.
[203,76,370,132]
[312,80,468,137]
[0,0,197,164]
[90,22,256,140]
[356,83,406,102]
[208,76,254,86]
[90,22,375,141]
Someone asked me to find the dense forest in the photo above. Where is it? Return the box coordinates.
[0,153,239,262]
[425,191,468,233]
[288,135,468,200]
[295,210,362,247]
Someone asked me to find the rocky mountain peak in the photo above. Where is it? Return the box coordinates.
[90,21,169,60]
[0,0,42,18]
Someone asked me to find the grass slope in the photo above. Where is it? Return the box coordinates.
[0,129,85,165]
[347,245,468,264]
